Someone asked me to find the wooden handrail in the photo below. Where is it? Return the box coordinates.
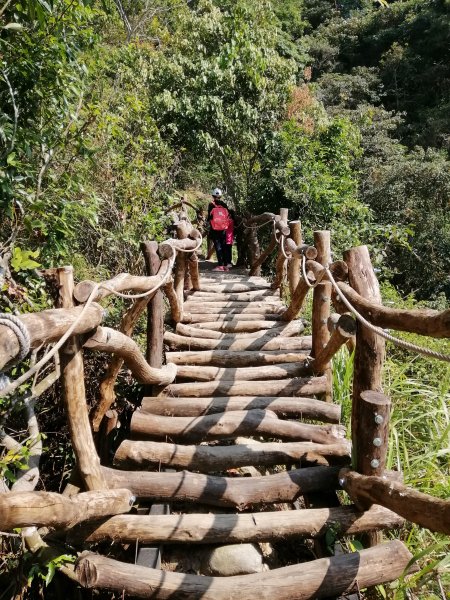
[336,281,450,338]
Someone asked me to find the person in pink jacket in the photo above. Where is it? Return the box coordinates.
[224,208,235,268]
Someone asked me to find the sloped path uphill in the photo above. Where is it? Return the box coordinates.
[87,262,412,598]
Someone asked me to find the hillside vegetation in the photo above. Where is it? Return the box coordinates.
[0,0,449,598]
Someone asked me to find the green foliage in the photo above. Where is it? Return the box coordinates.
[145,0,297,204]
[10,248,41,272]
[0,442,32,484]
[26,552,75,587]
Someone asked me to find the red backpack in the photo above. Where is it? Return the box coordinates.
[210,203,230,231]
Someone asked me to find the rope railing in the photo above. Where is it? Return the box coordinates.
[0,229,206,399]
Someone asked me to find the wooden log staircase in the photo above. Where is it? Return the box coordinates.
[1,203,449,599]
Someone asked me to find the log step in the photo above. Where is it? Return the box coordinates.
[181,319,303,333]
[181,313,283,323]
[174,362,311,382]
[198,283,272,293]
[113,439,350,471]
[163,332,312,351]
[175,321,303,340]
[130,409,345,445]
[160,375,328,398]
[76,541,414,599]
[186,290,280,302]
[102,464,340,508]
[140,395,340,422]
[183,301,284,311]
[70,504,402,545]
[166,350,309,367]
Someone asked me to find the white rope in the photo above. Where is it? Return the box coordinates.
[280,235,292,260]
[326,267,450,363]
[302,254,321,288]
[168,234,203,254]
[243,218,275,231]
[0,314,31,362]
[0,248,178,398]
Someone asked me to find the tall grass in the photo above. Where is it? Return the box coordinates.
[332,340,450,598]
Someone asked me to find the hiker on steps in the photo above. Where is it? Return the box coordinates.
[207,188,233,272]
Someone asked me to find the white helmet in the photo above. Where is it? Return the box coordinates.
[212,187,222,197]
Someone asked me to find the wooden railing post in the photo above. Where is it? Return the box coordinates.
[56,266,106,491]
[343,246,386,469]
[141,242,164,369]
[311,231,332,402]
[271,208,289,293]
[287,220,302,297]
[174,222,188,312]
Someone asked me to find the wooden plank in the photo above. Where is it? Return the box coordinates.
[130,409,345,445]
[113,439,350,472]
[76,541,414,599]
[140,395,340,422]
[70,504,402,545]
[166,350,308,367]
[102,465,341,508]
[161,375,328,398]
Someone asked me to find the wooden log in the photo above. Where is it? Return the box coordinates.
[280,277,311,321]
[92,291,157,432]
[306,259,348,283]
[175,321,302,340]
[340,469,450,535]
[163,279,183,323]
[287,221,302,297]
[0,304,103,371]
[353,391,391,476]
[188,253,200,291]
[83,327,176,385]
[140,395,340,422]
[74,272,163,304]
[113,439,349,471]
[337,282,450,338]
[102,464,340,508]
[160,375,328,398]
[166,350,307,367]
[249,233,277,277]
[173,222,188,308]
[311,314,356,374]
[246,212,279,226]
[271,208,289,291]
[76,540,413,598]
[181,313,282,323]
[311,231,332,402]
[200,276,269,284]
[198,283,272,293]
[71,504,401,545]
[130,409,345,445]
[141,242,164,370]
[186,290,280,302]
[175,362,310,382]
[274,218,290,238]
[344,247,386,472]
[183,320,297,333]
[164,332,312,352]
[158,235,200,260]
[0,489,134,531]
[183,303,284,314]
[284,239,318,260]
[57,267,106,491]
